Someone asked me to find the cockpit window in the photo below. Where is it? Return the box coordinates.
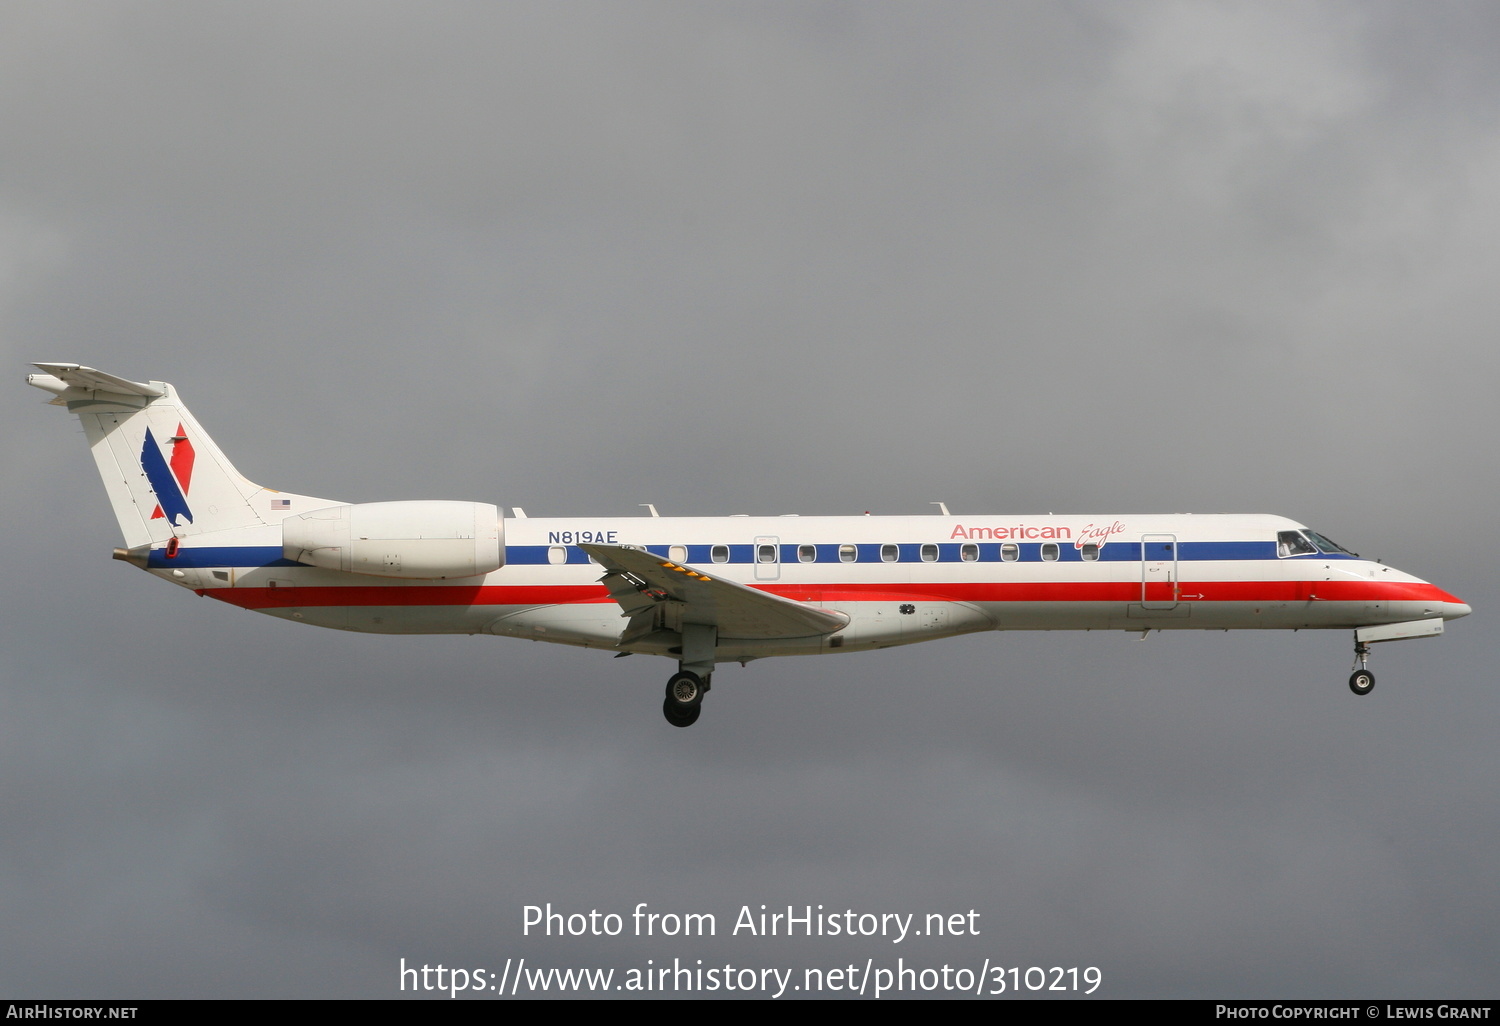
[1277,530,1317,558]
[1305,531,1356,557]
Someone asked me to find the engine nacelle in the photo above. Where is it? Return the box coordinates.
[282,501,503,579]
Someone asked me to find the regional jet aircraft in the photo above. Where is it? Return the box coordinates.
[28,364,1471,726]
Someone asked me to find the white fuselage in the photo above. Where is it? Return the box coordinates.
[149,511,1468,664]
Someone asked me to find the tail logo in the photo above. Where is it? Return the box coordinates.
[141,425,195,526]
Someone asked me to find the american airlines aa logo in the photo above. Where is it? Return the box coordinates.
[140,424,195,526]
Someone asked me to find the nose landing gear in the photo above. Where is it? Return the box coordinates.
[1344,618,1449,696]
[1349,641,1374,696]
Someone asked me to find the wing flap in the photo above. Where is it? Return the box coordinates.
[581,543,848,640]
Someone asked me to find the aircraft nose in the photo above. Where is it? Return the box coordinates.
[1422,582,1472,620]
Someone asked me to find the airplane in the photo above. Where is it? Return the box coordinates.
[28,363,1472,727]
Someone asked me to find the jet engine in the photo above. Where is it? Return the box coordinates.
[282,500,503,579]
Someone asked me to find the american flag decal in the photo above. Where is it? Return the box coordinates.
[272,498,291,509]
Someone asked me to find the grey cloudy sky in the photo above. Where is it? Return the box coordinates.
[1,0,1496,998]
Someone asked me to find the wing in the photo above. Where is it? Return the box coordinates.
[580,543,849,643]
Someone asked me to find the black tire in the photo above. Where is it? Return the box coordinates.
[662,696,701,727]
[666,671,704,709]
[1349,669,1375,696]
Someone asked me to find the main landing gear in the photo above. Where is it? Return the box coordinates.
[1349,640,1375,696]
[662,623,716,727]
[663,670,709,728]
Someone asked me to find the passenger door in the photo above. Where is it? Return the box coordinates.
[1141,534,1179,610]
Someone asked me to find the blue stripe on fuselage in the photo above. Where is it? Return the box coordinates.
[143,540,1355,570]
[148,546,301,569]
[503,539,1345,565]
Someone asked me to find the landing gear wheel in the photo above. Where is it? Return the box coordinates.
[665,671,705,709]
[1349,669,1375,696]
[662,696,701,727]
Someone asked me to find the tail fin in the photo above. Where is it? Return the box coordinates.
[28,363,333,547]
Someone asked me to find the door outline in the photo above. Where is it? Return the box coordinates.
[1141,533,1179,610]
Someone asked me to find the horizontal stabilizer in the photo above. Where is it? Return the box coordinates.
[581,543,849,640]
[29,363,165,397]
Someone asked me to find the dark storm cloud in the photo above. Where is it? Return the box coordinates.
[1,0,1496,998]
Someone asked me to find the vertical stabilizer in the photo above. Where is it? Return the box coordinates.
[28,363,333,547]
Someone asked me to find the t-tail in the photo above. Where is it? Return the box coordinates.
[27,363,337,559]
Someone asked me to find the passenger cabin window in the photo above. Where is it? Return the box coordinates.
[880,544,899,563]
[1041,542,1060,561]
[711,544,730,563]
[757,544,777,563]
[961,543,979,562]
[547,546,567,565]
[798,544,816,563]
[1080,543,1099,562]
[839,544,857,563]
[1001,542,1019,562]
[1277,531,1317,558]
[669,545,687,563]
[920,543,938,562]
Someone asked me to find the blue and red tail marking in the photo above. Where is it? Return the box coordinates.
[141,424,195,526]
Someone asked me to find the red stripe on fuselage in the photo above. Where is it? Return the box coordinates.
[206,579,1465,611]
